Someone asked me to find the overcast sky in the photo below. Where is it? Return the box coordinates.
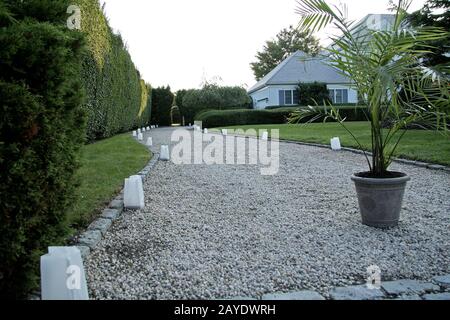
[99,0,427,91]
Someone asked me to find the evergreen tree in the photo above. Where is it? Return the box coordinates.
[0,0,85,298]
[151,86,174,126]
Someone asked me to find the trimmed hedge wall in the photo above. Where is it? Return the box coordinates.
[196,106,367,128]
[0,0,85,298]
[75,0,151,141]
[196,109,294,128]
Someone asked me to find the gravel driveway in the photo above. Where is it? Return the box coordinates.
[85,127,450,299]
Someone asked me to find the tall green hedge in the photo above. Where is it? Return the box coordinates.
[75,0,151,141]
[0,0,86,298]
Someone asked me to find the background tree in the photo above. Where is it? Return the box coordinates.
[151,86,174,126]
[180,85,251,124]
[407,0,449,73]
[175,89,187,108]
[250,25,320,81]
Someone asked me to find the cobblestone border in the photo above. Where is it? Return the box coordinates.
[230,274,450,300]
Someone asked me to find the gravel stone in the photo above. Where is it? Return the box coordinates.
[85,128,450,300]
[414,161,430,168]
[394,159,416,166]
[101,208,120,220]
[394,295,422,300]
[329,285,385,300]
[427,164,446,170]
[109,200,124,210]
[88,218,112,236]
[433,275,450,288]
[78,230,102,249]
[382,280,440,296]
[262,291,325,300]
[422,292,450,300]
[76,246,91,259]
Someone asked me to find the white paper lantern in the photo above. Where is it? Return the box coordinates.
[124,175,145,209]
[261,131,268,141]
[203,128,208,134]
[146,126,150,131]
[330,137,342,151]
[222,129,228,136]
[160,145,170,161]
[142,127,146,132]
[40,247,89,300]
[138,133,143,141]
[132,130,137,137]
[137,128,141,134]
[146,137,153,147]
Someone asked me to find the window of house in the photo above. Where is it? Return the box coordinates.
[285,90,292,105]
[329,89,349,104]
[279,90,299,105]
[329,90,335,103]
[336,89,343,104]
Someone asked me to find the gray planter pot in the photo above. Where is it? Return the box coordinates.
[351,173,411,228]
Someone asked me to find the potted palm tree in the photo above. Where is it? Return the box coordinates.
[289,0,449,228]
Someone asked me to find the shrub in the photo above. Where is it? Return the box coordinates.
[196,109,294,127]
[0,0,85,298]
[298,82,331,105]
[196,106,367,128]
[151,86,174,126]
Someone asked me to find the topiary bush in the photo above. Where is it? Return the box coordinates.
[0,0,86,298]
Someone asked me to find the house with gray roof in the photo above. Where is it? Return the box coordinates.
[248,51,358,109]
[248,14,396,109]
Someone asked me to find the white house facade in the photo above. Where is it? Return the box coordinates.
[248,14,397,109]
[248,51,358,109]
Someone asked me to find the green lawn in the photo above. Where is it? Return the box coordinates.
[214,122,450,166]
[67,133,151,230]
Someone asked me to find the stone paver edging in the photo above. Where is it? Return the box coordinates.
[233,275,450,300]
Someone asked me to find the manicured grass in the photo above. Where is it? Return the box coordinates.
[67,133,151,230]
[214,122,450,166]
